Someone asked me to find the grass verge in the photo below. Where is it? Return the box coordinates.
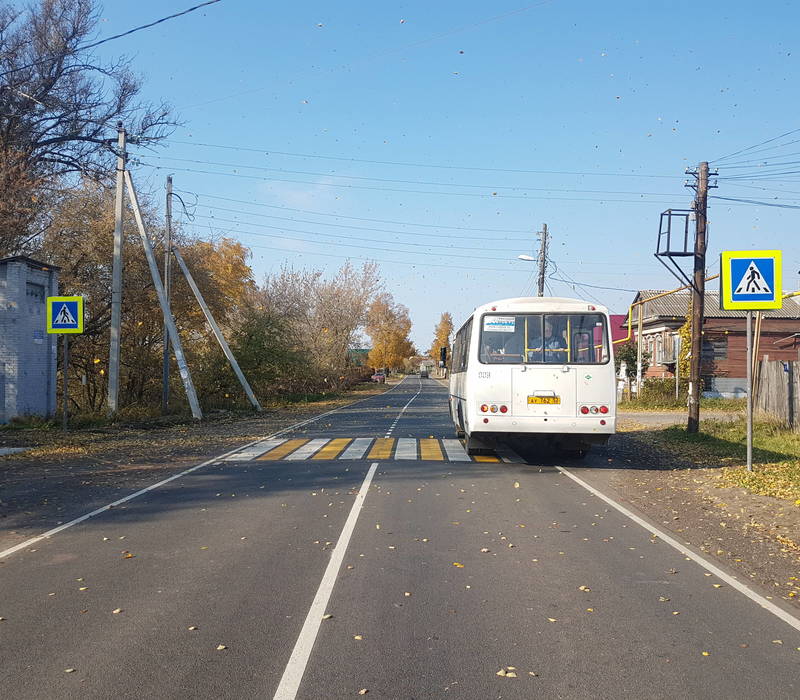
[647,417,800,504]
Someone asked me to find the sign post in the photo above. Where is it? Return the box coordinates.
[46,296,84,430]
[720,250,782,471]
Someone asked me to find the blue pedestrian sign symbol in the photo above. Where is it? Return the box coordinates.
[47,296,84,334]
[720,250,782,310]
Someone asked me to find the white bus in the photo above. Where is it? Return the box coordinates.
[448,297,616,457]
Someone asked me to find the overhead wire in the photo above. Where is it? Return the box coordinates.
[142,154,682,197]
[163,139,681,179]
[185,212,525,254]
[175,189,531,234]
[710,127,800,164]
[138,161,681,203]
[0,0,222,79]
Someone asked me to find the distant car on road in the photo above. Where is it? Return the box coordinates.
[371,370,386,383]
[420,367,429,378]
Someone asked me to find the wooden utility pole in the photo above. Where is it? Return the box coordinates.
[161,175,173,414]
[537,223,549,297]
[107,123,126,414]
[687,161,709,433]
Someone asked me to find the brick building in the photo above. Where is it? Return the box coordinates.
[628,289,800,397]
[0,256,60,422]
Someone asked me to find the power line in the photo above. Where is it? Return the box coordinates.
[194,204,531,243]
[139,162,680,203]
[163,139,680,179]
[711,195,800,210]
[0,1,222,79]
[179,225,530,274]
[177,215,522,262]
[176,190,531,233]
[184,212,524,255]
[143,154,682,196]
[710,127,800,164]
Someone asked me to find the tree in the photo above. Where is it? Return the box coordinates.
[366,293,416,370]
[0,0,174,254]
[428,312,453,366]
[614,341,650,382]
[39,180,254,413]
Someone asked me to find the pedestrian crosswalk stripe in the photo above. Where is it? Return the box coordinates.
[224,438,286,461]
[242,437,504,462]
[340,437,372,460]
[258,438,310,460]
[312,438,351,460]
[441,439,470,462]
[368,438,395,460]
[395,438,417,460]
[286,438,329,461]
[419,438,443,461]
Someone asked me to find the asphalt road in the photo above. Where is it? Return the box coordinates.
[1,377,799,699]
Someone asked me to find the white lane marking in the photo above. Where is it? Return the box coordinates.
[441,439,470,462]
[395,438,417,460]
[272,462,378,700]
[0,382,404,562]
[223,438,287,461]
[285,438,330,461]
[384,378,422,438]
[557,466,800,634]
[339,438,373,460]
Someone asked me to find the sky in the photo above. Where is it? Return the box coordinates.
[83,0,800,348]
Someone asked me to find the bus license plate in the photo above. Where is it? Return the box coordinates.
[528,396,560,405]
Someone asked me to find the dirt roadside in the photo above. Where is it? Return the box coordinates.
[0,381,396,553]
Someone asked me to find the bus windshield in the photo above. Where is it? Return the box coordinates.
[479,313,609,364]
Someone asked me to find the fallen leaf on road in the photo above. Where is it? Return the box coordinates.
[529,671,538,677]
[188,626,198,630]
[659,596,670,602]
[112,608,123,614]
[322,614,333,620]
[78,587,88,591]
[578,586,590,592]
[404,592,412,597]
[64,668,76,673]
[772,640,783,645]
[200,546,208,550]
[672,611,680,615]
[216,644,227,650]
[701,651,710,656]
[353,635,363,640]
[513,482,520,489]
[496,669,506,677]
[712,584,723,588]
[547,618,557,622]
[480,548,490,553]
[358,689,368,695]
[453,562,464,568]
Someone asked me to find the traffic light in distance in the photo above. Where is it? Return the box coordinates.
[439,346,447,367]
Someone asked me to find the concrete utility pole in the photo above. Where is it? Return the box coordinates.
[687,161,709,433]
[161,175,173,414]
[537,223,549,297]
[107,123,126,414]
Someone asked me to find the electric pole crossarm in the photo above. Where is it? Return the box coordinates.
[171,246,263,412]
[124,170,203,420]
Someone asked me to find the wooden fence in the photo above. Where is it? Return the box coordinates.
[754,358,799,430]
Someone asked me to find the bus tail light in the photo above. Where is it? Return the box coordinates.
[499,405,508,414]
[590,406,599,414]
[480,404,488,413]
[490,404,498,413]
[599,405,609,414]
[580,405,589,415]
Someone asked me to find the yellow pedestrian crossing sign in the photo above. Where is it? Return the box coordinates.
[47,296,84,333]
[720,250,782,310]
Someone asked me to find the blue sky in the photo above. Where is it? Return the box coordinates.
[89,1,800,348]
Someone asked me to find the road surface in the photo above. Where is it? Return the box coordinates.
[1,377,798,699]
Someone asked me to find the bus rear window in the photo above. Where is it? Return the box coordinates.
[479,313,609,364]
